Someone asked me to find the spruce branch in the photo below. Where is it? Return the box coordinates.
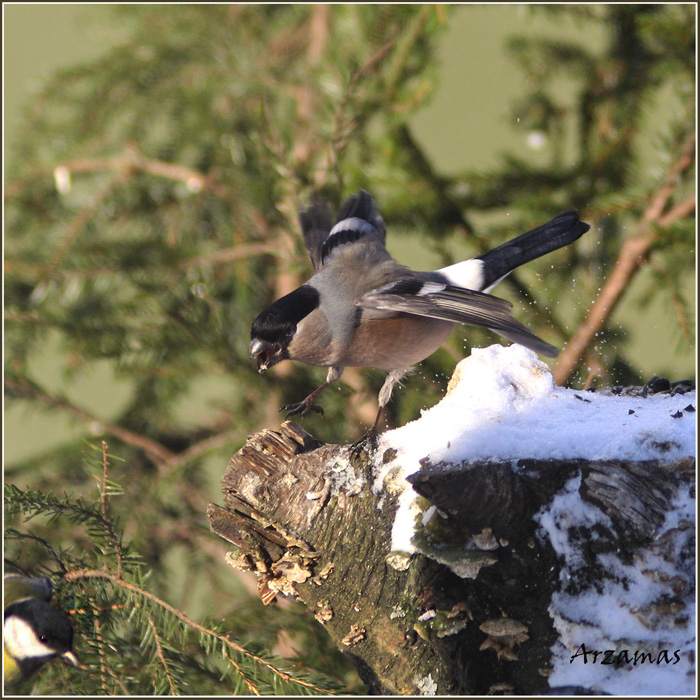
[5,484,133,584]
[669,284,694,342]
[49,176,124,274]
[64,568,337,696]
[100,441,110,521]
[98,440,125,579]
[223,652,261,696]
[4,530,69,574]
[147,612,179,695]
[89,594,117,694]
[8,474,338,694]
[6,484,108,529]
[56,147,216,195]
[383,5,437,96]
[330,38,396,158]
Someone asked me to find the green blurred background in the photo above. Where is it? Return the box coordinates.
[5,4,695,467]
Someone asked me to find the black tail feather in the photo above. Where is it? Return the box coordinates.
[299,190,387,270]
[299,198,333,271]
[334,190,386,241]
[477,209,590,289]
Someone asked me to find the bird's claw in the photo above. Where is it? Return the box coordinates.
[281,401,324,419]
[349,427,378,459]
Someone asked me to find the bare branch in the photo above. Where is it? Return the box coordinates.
[5,376,176,469]
[553,129,696,385]
[4,145,227,201]
[162,429,242,473]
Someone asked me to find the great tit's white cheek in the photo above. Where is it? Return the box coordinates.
[4,616,55,659]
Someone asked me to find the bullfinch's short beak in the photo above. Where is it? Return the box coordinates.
[250,338,264,360]
[250,338,272,372]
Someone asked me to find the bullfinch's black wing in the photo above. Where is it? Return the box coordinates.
[358,280,559,358]
[299,190,387,271]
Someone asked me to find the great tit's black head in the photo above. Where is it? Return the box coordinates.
[4,598,78,674]
[250,285,320,372]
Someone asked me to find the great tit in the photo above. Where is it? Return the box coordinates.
[250,190,590,431]
[4,572,78,689]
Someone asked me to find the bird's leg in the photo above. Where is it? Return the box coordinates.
[350,368,407,453]
[282,366,343,419]
[348,408,383,456]
[377,368,408,410]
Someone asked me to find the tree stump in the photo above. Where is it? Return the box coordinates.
[208,421,695,695]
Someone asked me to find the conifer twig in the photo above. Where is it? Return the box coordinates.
[99,441,124,579]
[4,146,226,200]
[330,38,396,157]
[48,177,122,272]
[4,531,68,574]
[57,147,221,195]
[147,613,178,695]
[90,594,115,694]
[100,441,110,521]
[224,653,261,696]
[65,568,337,695]
[670,288,693,342]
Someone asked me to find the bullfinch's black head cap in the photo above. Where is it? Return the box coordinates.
[250,285,320,371]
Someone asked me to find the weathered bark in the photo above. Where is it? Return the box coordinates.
[208,421,695,695]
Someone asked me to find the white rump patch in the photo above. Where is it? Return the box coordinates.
[436,259,484,291]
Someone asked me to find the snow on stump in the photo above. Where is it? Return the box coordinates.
[209,345,696,695]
